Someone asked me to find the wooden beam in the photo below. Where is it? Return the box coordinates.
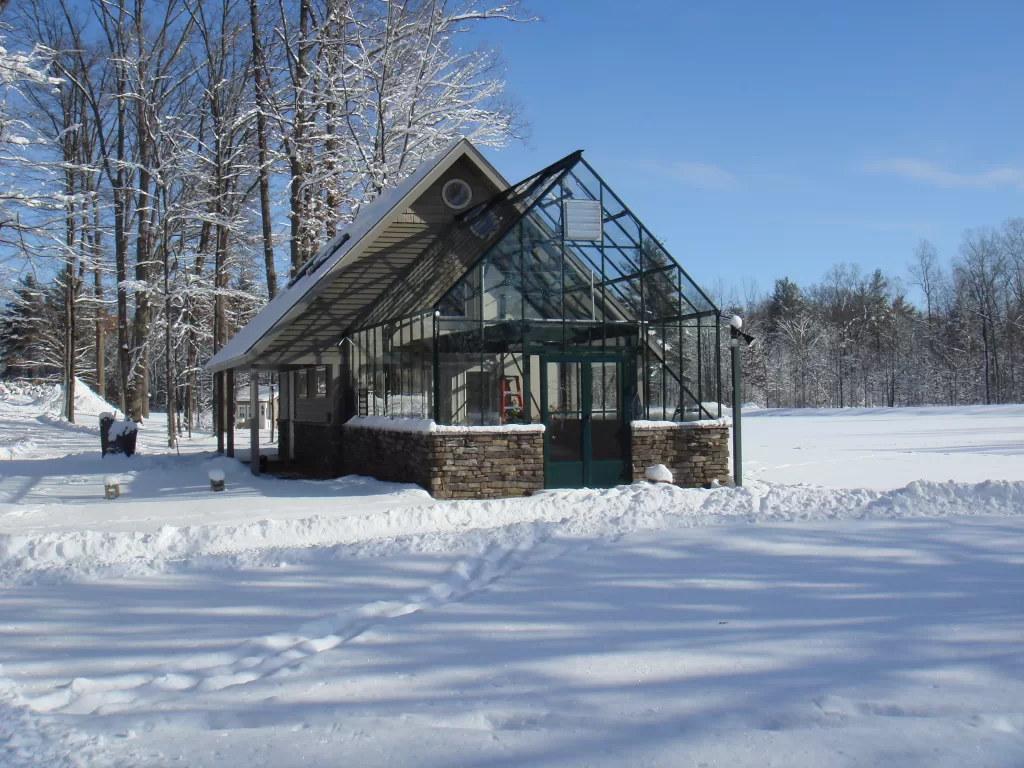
[250,373,260,476]
[226,368,235,458]
[215,371,224,454]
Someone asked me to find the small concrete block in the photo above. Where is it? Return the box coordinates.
[104,474,120,499]
[209,468,226,492]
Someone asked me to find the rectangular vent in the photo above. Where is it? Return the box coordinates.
[563,200,603,241]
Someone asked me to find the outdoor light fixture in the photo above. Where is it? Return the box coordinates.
[729,314,755,347]
[727,315,755,486]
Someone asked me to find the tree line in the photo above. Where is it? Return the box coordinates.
[721,219,1024,409]
[0,0,1021,427]
[0,0,531,443]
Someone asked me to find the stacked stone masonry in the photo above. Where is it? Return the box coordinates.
[342,426,544,500]
[342,426,433,490]
[630,423,731,488]
[282,421,727,497]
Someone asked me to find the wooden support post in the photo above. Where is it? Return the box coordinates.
[250,373,260,476]
[216,370,224,454]
[226,368,235,458]
[287,371,295,461]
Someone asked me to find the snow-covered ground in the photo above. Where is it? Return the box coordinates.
[1,388,1023,767]
[745,404,1024,488]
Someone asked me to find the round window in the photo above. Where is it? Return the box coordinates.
[442,178,473,210]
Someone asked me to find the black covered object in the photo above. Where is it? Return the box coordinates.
[100,415,138,458]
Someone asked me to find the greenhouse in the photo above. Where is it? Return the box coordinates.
[207,139,730,497]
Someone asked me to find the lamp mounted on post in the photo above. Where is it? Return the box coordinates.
[727,315,755,486]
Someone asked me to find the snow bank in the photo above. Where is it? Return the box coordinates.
[345,416,435,432]
[345,415,545,434]
[0,380,53,400]
[0,668,106,766]
[645,464,673,483]
[41,377,122,422]
[0,436,39,461]
[632,417,731,430]
[4,478,1024,584]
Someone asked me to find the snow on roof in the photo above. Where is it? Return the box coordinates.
[207,139,504,372]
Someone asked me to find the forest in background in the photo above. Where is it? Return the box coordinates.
[719,220,1024,409]
[0,0,1022,432]
[0,0,531,444]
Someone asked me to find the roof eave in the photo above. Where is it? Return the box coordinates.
[205,139,509,374]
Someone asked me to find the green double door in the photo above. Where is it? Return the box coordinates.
[541,355,630,489]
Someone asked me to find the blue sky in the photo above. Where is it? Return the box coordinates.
[475,1,1024,303]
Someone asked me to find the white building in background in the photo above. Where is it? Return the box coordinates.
[235,385,278,429]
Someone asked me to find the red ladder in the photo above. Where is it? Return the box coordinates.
[500,376,523,424]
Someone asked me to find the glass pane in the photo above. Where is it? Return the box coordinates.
[522,217,562,319]
[590,362,618,416]
[483,223,523,321]
[643,267,682,321]
[465,371,498,426]
[547,361,582,463]
[590,361,623,462]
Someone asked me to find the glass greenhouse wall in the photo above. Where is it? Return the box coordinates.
[342,151,721,426]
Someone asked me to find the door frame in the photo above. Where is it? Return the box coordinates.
[540,351,631,489]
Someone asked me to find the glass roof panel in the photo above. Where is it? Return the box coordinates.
[352,151,719,334]
[353,153,579,330]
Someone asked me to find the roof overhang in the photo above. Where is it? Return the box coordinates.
[206,139,508,373]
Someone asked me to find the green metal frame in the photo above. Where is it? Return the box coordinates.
[339,149,723,434]
[540,351,631,489]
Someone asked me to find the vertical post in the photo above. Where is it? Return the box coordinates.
[715,321,722,418]
[215,370,224,454]
[287,371,295,461]
[697,315,705,409]
[269,375,276,442]
[432,311,441,423]
[325,364,334,421]
[731,342,742,487]
[250,372,260,476]
[226,368,235,458]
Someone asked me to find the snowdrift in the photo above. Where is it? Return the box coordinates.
[40,377,123,422]
[3,478,1024,584]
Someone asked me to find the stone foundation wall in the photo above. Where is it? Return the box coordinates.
[341,425,544,500]
[292,421,345,477]
[342,426,434,490]
[430,431,544,500]
[631,422,731,487]
[281,420,725,496]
